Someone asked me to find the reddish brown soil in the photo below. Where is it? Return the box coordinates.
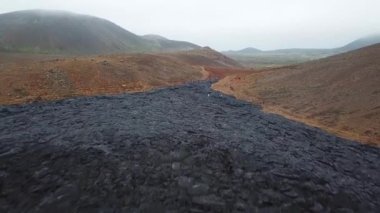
[166,47,243,68]
[204,67,253,79]
[213,45,380,145]
[0,54,201,105]
[0,48,243,105]
[0,52,67,64]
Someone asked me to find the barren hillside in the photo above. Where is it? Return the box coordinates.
[0,54,202,105]
[214,44,380,145]
[0,48,242,105]
[170,47,243,68]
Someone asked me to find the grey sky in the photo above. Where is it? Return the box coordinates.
[1,0,380,51]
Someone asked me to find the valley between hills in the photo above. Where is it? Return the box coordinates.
[0,9,379,212]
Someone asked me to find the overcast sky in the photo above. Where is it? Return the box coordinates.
[1,0,380,51]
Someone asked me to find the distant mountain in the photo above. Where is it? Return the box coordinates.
[171,47,242,68]
[142,34,200,52]
[0,10,200,55]
[223,34,380,68]
[338,34,380,52]
[142,34,169,41]
[224,47,262,55]
[224,34,380,56]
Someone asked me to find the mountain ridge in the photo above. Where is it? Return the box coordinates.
[222,35,380,68]
[0,10,200,55]
[224,34,380,55]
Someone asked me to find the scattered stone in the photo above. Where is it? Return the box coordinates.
[38,184,79,210]
[0,170,8,178]
[189,183,210,195]
[192,194,226,207]
[189,208,204,213]
[284,190,299,198]
[177,176,193,189]
[310,202,324,212]
[169,150,189,161]
[101,60,110,66]
[33,167,49,179]
[279,185,292,192]
[336,208,354,213]
[234,168,244,177]
[239,190,249,200]
[235,200,247,210]
[171,162,181,170]
[0,107,11,115]
[244,172,254,179]
[221,189,234,197]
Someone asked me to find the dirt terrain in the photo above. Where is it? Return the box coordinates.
[0,82,379,212]
[0,47,241,105]
[214,44,380,145]
[169,47,243,68]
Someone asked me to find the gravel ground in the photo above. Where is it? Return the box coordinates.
[0,82,379,212]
